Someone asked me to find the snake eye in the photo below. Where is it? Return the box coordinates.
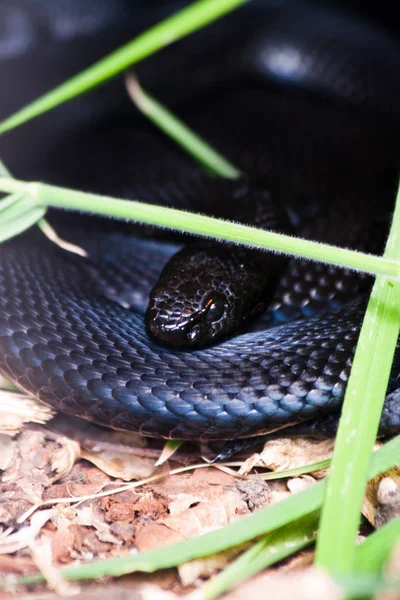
[204,296,225,322]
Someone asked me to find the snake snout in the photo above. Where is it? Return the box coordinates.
[145,291,227,349]
[146,316,195,348]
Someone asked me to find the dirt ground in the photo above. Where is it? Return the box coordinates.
[0,390,399,599]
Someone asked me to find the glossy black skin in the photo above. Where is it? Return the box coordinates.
[145,182,293,348]
[1,1,400,443]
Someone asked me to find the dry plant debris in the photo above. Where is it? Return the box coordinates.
[0,395,399,599]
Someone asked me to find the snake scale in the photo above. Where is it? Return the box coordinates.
[1,0,400,443]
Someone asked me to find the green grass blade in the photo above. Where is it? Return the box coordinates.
[354,517,400,573]
[15,484,325,585]
[0,160,47,238]
[259,458,331,480]
[0,192,25,213]
[0,177,399,281]
[336,575,400,598]
[0,160,12,177]
[124,83,400,583]
[7,436,400,587]
[368,436,400,478]
[0,196,38,223]
[0,206,46,242]
[0,0,247,135]
[126,74,241,179]
[202,512,318,600]
[315,180,400,572]
[0,193,46,241]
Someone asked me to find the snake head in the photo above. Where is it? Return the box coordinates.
[145,239,284,349]
[145,182,292,349]
[146,284,228,348]
[145,245,234,348]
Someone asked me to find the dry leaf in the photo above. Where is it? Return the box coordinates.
[239,437,335,476]
[81,447,159,481]
[135,485,249,553]
[30,535,80,596]
[0,509,53,554]
[43,462,112,503]
[0,429,83,523]
[50,526,77,564]
[0,391,54,435]
[50,439,81,480]
[168,493,203,516]
[76,505,122,545]
[0,435,15,471]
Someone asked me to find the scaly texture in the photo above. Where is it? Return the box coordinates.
[1,1,400,440]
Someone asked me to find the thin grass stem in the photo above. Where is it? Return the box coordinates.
[125,73,241,179]
[315,179,400,571]
[0,0,247,135]
[0,177,399,281]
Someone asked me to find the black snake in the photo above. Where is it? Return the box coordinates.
[1,0,400,443]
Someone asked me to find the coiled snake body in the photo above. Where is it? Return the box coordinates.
[1,1,400,441]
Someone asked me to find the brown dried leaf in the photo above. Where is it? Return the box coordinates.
[177,480,306,587]
[30,535,80,596]
[190,467,236,486]
[0,509,53,554]
[0,391,54,435]
[136,468,235,516]
[161,497,230,536]
[0,435,15,471]
[0,429,82,523]
[80,447,159,481]
[239,437,335,476]
[43,462,113,503]
[50,526,77,563]
[76,505,122,545]
[135,522,184,552]
[50,439,81,481]
[168,493,203,516]
[135,478,250,554]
